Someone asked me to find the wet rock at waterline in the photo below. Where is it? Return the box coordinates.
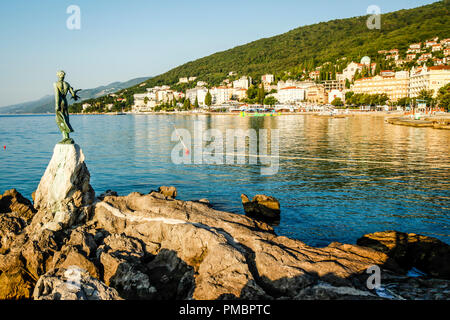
[0,189,36,222]
[241,193,281,225]
[98,190,118,201]
[357,231,450,280]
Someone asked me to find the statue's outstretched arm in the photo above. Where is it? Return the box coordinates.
[54,83,61,111]
[69,85,81,101]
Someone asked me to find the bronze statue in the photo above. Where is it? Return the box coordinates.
[54,71,81,144]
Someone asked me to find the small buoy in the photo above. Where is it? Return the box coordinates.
[185,149,190,155]
[3,145,5,150]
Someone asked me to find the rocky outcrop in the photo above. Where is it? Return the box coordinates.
[98,190,118,201]
[157,186,177,199]
[241,194,280,224]
[33,267,122,300]
[1,143,449,301]
[32,144,95,232]
[0,214,26,253]
[357,231,450,280]
[90,192,402,300]
[0,189,36,222]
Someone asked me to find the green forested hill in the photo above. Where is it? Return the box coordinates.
[130,0,449,91]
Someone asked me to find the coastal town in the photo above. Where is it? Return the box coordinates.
[79,36,450,115]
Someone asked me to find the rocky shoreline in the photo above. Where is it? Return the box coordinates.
[0,143,449,300]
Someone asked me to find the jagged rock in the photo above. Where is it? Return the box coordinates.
[293,281,378,300]
[91,192,396,300]
[157,186,177,198]
[20,229,58,279]
[50,245,100,279]
[66,227,97,257]
[107,259,156,300]
[102,234,145,258]
[98,190,118,201]
[379,273,450,300]
[33,267,122,300]
[0,214,25,252]
[241,194,280,224]
[0,249,22,272]
[146,249,195,300]
[357,231,450,279]
[197,199,211,206]
[98,234,155,299]
[32,144,95,231]
[0,189,36,222]
[0,267,35,300]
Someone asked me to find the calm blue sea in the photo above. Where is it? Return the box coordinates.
[0,114,449,246]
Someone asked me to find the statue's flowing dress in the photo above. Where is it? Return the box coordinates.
[54,81,74,134]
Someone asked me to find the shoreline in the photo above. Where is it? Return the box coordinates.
[1,111,410,117]
[2,181,450,300]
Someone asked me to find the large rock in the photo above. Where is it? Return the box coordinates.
[0,267,35,300]
[0,214,25,252]
[50,245,100,279]
[91,192,397,300]
[66,226,97,258]
[157,186,177,199]
[241,194,280,224]
[33,267,122,300]
[97,234,156,299]
[293,281,378,300]
[32,144,95,231]
[357,231,450,279]
[379,273,450,300]
[0,189,36,222]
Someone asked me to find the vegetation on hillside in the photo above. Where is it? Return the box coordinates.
[127,1,449,91]
[71,1,450,112]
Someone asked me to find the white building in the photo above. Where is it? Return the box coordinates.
[277,87,305,104]
[211,86,233,105]
[432,44,442,52]
[409,65,450,98]
[277,80,314,91]
[328,89,345,104]
[233,76,250,90]
[132,86,183,111]
[342,62,364,81]
[186,87,208,105]
[261,74,274,84]
[231,88,247,101]
[352,71,409,102]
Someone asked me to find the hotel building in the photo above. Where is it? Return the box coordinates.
[351,71,409,102]
[409,65,450,98]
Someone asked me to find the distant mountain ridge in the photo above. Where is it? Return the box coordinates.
[0,76,150,114]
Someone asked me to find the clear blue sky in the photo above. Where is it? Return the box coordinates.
[0,0,437,107]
